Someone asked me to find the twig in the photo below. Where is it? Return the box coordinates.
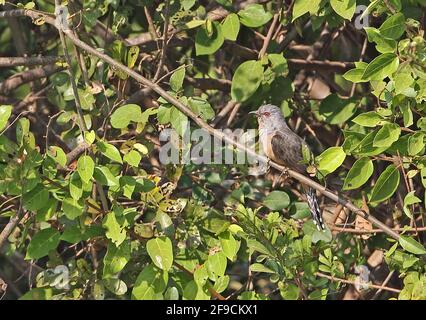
[0,65,63,95]
[259,13,280,59]
[0,56,64,67]
[372,270,395,299]
[144,6,159,39]
[331,225,426,234]
[153,0,170,82]
[315,272,401,293]
[0,205,24,251]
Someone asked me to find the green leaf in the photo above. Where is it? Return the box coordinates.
[20,288,53,300]
[170,107,188,137]
[408,132,424,156]
[263,190,290,210]
[280,283,300,300]
[132,264,168,300]
[104,278,128,296]
[60,225,84,243]
[146,236,173,271]
[195,22,224,56]
[330,0,356,20]
[103,211,126,246]
[316,147,346,176]
[379,13,405,40]
[343,62,369,83]
[164,287,179,300]
[110,104,142,129]
[394,73,414,96]
[370,165,400,203]
[231,60,264,102]
[103,240,131,278]
[48,146,67,167]
[0,105,12,131]
[77,155,94,183]
[355,130,389,156]
[183,280,210,300]
[188,97,215,121]
[343,158,374,190]
[365,27,397,53]
[97,141,123,164]
[403,191,421,218]
[23,187,49,212]
[62,197,84,220]
[84,130,96,145]
[373,123,401,147]
[69,172,83,200]
[206,252,227,279]
[352,111,383,127]
[127,46,139,69]
[268,54,288,76]
[78,88,95,110]
[319,95,357,125]
[213,275,230,294]
[238,4,272,27]
[399,235,426,255]
[221,13,240,41]
[94,166,119,186]
[361,53,399,81]
[185,19,205,29]
[250,263,275,273]
[169,66,185,92]
[26,228,60,260]
[219,231,240,261]
[123,150,142,167]
[292,0,321,21]
[289,202,311,219]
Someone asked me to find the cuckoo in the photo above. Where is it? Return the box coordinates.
[250,104,325,230]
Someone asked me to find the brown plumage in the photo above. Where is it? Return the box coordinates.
[251,104,325,230]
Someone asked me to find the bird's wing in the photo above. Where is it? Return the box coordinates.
[270,131,307,173]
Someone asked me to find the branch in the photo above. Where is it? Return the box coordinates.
[315,272,401,294]
[0,64,63,95]
[331,225,426,234]
[0,56,64,67]
[0,205,23,251]
[259,13,280,59]
[0,9,400,241]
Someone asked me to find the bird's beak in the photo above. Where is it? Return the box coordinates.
[249,110,259,117]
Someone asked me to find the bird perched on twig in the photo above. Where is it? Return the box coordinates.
[250,104,325,230]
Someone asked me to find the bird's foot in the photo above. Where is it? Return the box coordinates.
[277,167,290,181]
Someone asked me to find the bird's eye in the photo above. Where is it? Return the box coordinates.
[263,112,270,117]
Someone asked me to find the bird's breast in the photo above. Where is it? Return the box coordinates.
[259,127,282,164]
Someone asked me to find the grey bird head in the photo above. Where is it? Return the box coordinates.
[249,104,288,131]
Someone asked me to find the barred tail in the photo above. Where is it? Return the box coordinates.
[305,187,325,231]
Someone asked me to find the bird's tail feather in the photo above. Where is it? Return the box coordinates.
[305,187,325,231]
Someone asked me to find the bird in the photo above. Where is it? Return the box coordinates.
[250,104,325,231]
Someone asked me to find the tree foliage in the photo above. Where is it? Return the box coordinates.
[0,0,426,300]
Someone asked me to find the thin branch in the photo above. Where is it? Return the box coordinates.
[259,13,280,59]
[0,56,64,67]
[0,205,24,251]
[331,225,426,234]
[153,0,170,82]
[315,272,401,294]
[0,65,63,95]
